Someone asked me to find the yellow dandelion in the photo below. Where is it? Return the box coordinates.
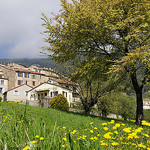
[62,127,66,129]
[35,135,39,138]
[23,146,30,150]
[32,140,37,144]
[112,142,119,146]
[63,138,67,141]
[103,127,108,131]
[40,137,44,140]
[62,145,66,148]
[94,127,98,130]
[90,122,94,125]
[90,130,94,133]
[101,142,108,146]
[102,123,107,126]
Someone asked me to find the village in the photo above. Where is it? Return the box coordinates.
[0,63,80,107]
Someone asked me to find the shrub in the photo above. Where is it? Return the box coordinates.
[49,94,69,111]
[98,92,136,120]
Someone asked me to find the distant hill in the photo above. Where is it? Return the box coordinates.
[0,58,57,69]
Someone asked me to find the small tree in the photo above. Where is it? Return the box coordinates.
[0,97,2,102]
[49,94,69,111]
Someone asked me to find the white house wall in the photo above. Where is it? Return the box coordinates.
[7,85,32,103]
[27,83,73,104]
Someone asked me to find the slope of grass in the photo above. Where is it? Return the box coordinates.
[0,102,150,150]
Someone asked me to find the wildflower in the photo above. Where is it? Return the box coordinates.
[112,126,117,130]
[94,127,98,130]
[94,136,98,140]
[23,146,30,150]
[90,130,94,133]
[114,131,118,134]
[63,138,67,141]
[143,134,149,138]
[115,123,120,127]
[62,127,66,129]
[123,127,131,133]
[32,140,37,144]
[90,122,94,125]
[62,145,66,148]
[103,132,113,139]
[138,143,146,149]
[71,130,77,135]
[82,135,86,139]
[40,137,44,140]
[74,141,76,143]
[101,142,108,146]
[112,142,119,146]
[35,135,39,138]
[102,123,107,126]
[90,137,94,140]
[103,127,108,131]
[110,120,115,124]
[97,134,100,137]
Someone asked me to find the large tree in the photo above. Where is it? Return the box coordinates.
[42,0,150,123]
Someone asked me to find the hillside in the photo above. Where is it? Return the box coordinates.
[0,58,57,69]
[0,102,150,150]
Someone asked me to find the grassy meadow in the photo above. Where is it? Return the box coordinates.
[0,102,150,150]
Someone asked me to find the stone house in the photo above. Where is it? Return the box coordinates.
[0,65,49,90]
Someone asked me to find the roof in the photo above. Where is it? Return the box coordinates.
[50,78,78,86]
[27,82,72,93]
[14,68,46,76]
[4,84,33,93]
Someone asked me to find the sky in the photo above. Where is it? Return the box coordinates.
[0,0,63,59]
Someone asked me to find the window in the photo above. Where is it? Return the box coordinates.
[14,90,19,95]
[32,81,35,86]
[62,91,67,97]
[24,91,28,96]
[18,80,23,85]
[24,73,28,78]
[31,75,36,79]
[44,93,47,97]
[53,91,58,96]
[25,81,28,84]
[18,72,23,77]
[0,80,4,85]
[0,88,2,93]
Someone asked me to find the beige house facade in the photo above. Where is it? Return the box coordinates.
[3,84,32,103]
[27,82,73,107]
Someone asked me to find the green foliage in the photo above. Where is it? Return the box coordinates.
[144,109,150,122]
[0,97,2,102]
[98,92,136,120]
[42,0,150,122]
[49,94,69,111]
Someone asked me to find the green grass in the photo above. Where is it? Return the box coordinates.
[0,102,150,150]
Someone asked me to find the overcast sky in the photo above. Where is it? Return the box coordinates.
[0,0,63,59]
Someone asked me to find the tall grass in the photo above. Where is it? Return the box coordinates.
[0,102,150,150]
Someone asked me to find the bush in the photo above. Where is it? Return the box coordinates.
[49,94,69,111]
[144,109,150,122]
[98,92,136,120]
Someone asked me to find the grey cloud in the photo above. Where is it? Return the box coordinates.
[0,0,61,58]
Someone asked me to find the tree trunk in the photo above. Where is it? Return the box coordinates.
[135,89,143,123]
[84,105,91,114]
[130,73,143,123]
